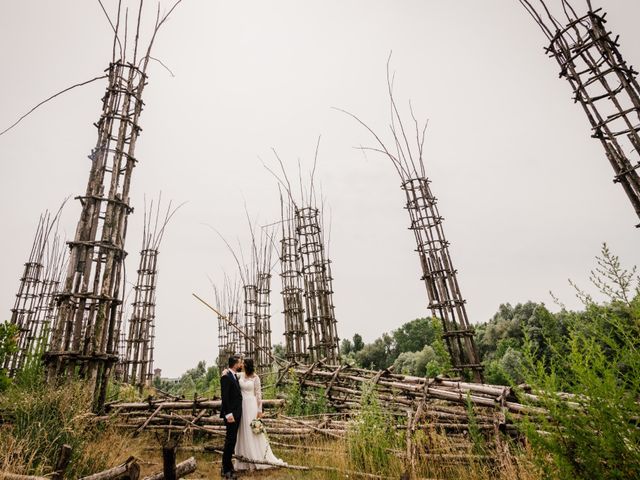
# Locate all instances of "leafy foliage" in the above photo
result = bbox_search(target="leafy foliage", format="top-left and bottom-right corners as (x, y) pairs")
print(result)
(0, 321), (18, 391)
(347, 381), (403, 475)
(153, 360), (221, 397)
(351, 318), (451, 376)
(521, 244), (640, 479)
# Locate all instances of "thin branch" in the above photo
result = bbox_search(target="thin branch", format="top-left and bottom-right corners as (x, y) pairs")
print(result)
(0, 75), (108, 137)
(97, 0), (123, 60)
(148, 56), (176, 77)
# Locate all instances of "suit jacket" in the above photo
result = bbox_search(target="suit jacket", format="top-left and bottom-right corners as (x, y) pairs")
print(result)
(220, 370), (243, 422)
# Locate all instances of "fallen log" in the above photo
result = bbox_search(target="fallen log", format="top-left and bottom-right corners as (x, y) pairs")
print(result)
(108, 399), (283, 412)
(79, 457), (140, 480)
(142, 457), (197, 480)
(0, 473), (49, 480)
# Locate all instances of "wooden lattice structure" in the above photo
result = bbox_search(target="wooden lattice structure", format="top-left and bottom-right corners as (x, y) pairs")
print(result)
(5, 212), (64, 376)
(242, 284), (258, 360)
(22, 232), (68, 368)
(279, 196), (308, 362)
(266, 152), (340, 364)
(214, 278), (242, 371)
(44, 4), (181, 411)
(342, 74), (483, 381)
(216, 218), (275, 374)
(295, 206), (339, 364)
(402, 177), (482, 381)
(122, 198), (178, 389)
(244, 227), (274, 374)
(256, 270), (273, 374)
(521, 0), (640, 226)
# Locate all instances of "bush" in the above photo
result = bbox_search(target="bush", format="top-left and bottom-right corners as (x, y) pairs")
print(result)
(522, 245), (640, 479)
(0, 321), (18, 391)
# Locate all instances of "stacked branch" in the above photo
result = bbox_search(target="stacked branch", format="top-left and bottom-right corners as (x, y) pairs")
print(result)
(521, 0), (640, 226)
(44, 2), (182, 412)
(341, 66), (482, 381)
(281, 362), (547, 421)
(122, 197), (179, 389)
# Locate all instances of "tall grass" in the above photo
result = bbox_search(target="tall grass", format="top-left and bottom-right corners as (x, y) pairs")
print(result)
(0, 373), (144, 477)
(283, 371), (331, 416)
(347, 381), (404, 475)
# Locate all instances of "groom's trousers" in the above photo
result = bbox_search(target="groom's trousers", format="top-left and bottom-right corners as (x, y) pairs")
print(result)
(222, 418), (240, 473)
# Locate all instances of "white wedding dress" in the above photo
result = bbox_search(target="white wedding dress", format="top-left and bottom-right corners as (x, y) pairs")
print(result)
(234, 373), (286, 470)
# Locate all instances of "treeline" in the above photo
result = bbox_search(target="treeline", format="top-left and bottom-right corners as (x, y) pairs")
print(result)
(343, 244), (639, 388)
(340, 300), (563, 385)
(153, 360), (220, 397)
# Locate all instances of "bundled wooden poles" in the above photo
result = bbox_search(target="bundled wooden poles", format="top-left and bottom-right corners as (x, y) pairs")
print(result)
(341, 79), (482, 381)
(122, 198), (178, 389)
(214, 279), (242, 370)
(402, 178), (482, 381)
(5, 210), (66, 377)
(255, 271), (273, 373)
(521, 1), (640, 226)
(280, 199), (308, 363)
(44, 60), (148, 410)
(42, 1), (182, 410)
(295, 206), (339, 364)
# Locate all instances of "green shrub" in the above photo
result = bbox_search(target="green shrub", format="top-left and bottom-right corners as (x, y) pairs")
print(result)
(522, 245), (640, 479)
(0, 321), (18, 391)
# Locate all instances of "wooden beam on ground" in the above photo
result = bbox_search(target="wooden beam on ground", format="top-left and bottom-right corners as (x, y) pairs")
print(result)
(142, 457), (197, 480)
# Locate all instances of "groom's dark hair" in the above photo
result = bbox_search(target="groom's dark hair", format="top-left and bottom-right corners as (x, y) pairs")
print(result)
(228, 355), (241, 368)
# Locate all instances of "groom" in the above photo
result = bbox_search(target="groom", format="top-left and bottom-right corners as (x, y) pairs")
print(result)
(220, 355), (243, 479)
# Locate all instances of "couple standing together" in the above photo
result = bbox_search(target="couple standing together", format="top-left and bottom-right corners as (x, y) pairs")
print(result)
(219, 355), (285, 478)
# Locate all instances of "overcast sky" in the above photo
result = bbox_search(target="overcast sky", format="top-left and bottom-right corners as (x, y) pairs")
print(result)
(1, 1), (639, 377)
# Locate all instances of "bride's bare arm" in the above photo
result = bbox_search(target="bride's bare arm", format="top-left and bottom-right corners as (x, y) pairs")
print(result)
(254, 375), (263, 417)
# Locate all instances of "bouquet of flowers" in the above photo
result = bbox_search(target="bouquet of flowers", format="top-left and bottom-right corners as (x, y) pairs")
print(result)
(250, 418), (266, 435)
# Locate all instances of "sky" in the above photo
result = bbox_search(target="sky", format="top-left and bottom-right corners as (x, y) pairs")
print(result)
(0, 1), (639, 378)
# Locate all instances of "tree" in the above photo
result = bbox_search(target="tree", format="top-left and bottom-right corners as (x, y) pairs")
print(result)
(392, 317), (436, 355)
(340, 338), (353, 355)
(393, 345), (438, 376)
(352, 333), (364, 353)
(272, 343), (285, 360)
(355, 333), (395, 370)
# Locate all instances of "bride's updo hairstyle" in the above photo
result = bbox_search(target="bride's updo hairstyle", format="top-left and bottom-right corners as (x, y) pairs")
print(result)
(243, 358), (255, 376)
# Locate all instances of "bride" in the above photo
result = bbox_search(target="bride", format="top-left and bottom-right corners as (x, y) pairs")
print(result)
(232, 358), (286, 471)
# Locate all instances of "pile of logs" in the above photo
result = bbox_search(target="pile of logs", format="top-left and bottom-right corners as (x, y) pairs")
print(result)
(101, 361), (562, 442)
(272, 361), (562, 440)
(103, 398), (290, 436)
(102, 397), (353, 440)
(282, 362), (548, 415)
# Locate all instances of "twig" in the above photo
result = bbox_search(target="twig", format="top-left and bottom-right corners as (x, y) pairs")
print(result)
(0, 75), (108, 137)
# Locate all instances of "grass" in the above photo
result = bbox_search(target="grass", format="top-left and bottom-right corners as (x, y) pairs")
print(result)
(0, 370), (543, 480)
(0, 374), (148, 478)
